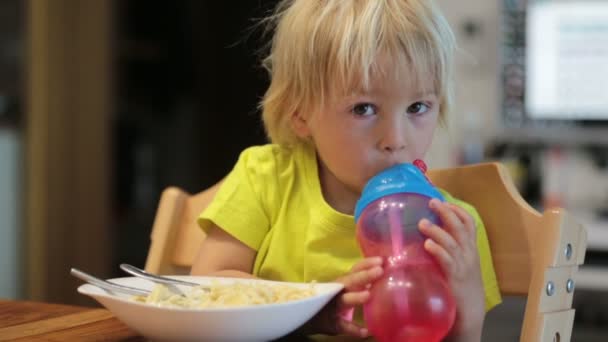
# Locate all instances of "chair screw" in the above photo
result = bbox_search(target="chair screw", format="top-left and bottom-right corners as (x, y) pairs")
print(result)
(546, 281), (555, 296)
(566, 279), (574, 293)
(565, 243), (573, 260)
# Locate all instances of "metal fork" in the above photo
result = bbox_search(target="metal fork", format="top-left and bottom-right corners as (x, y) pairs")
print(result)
(71, 268), (150, 297)
(119, 264), (203, 288)
(119, 264), (210, 296)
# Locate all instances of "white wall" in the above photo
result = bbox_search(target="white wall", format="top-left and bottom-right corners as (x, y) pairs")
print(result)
(427, 0), (501, 168)
(0, 128), (21, 299)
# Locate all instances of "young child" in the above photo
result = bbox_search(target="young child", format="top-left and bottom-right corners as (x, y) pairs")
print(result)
(192, 0), (501, 340)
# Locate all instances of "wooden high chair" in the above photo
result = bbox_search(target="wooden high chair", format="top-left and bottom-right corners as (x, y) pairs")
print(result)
(144, 162), (587, 342)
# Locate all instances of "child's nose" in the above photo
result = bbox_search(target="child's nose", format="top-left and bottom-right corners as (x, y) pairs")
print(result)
(379, 118), (407, 153)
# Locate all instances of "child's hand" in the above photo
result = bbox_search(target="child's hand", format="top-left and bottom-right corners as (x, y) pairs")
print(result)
(301, 257), (383, 337)
(419, 199), (485, 341)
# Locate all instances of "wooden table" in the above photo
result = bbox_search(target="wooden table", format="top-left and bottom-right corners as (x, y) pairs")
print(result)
(0, 299), (144, 341)
(0, 299), (341, 341)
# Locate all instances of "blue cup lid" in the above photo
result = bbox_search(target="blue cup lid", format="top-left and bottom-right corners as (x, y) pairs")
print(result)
(354, 163), (445, 222)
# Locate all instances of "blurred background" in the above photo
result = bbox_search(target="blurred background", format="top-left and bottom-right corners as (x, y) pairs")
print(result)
(1, 0), (608, 340)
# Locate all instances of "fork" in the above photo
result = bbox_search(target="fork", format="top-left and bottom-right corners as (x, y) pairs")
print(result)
(119, 264), (208, 296)
(71, 268), (150, 297)
(119, 264), (203, 288)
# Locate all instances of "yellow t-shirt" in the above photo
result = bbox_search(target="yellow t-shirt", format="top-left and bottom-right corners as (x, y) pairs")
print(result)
(198, 143), (502, 312)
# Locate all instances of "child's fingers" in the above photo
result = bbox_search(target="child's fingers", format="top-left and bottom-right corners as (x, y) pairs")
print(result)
(423, 238), (455, 275)
(447, 203), (477, 238)
(336, 290), (370, 308)
(336, 319), (369, 338)
(429, 199), (468, 246)
(419, 218), (460, 258)
(339, 266), (383, 291)
(350, 256), (383, 272)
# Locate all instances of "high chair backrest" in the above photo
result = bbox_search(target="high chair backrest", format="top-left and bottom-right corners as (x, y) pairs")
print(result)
(144, 162), (587, 342)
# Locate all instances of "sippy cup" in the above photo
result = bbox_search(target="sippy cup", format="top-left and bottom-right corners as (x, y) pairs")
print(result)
(354, 162), (456, 342)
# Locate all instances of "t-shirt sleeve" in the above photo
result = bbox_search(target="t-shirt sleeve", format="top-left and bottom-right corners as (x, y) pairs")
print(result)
(442, 191), (503, 312)
(197, 147), (272, 251)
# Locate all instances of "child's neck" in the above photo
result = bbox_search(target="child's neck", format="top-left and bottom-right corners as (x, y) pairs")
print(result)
(316, 159), (359, 216)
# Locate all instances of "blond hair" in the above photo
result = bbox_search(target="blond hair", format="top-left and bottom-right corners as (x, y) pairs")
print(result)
(261, 0), (456, 146)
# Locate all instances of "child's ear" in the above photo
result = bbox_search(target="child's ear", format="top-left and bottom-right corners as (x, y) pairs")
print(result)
(291, 111), (311, 138)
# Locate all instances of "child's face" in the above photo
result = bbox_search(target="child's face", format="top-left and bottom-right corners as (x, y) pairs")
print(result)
(296, 68), (440, 198)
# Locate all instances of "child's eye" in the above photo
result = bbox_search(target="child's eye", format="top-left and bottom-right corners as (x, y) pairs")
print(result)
(407, 102), (430, 115)
(352, 103), (377, 116)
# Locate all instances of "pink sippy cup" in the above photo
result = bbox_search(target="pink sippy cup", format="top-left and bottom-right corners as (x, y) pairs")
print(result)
(354, 163), (456, 342)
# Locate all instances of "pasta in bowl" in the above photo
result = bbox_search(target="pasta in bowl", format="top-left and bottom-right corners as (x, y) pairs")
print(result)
(77, 275), (343, 342)
(133, 281), (317, 309)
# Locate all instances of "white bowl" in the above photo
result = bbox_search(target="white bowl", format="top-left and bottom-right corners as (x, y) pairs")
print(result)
(77, 276), (343, 342)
